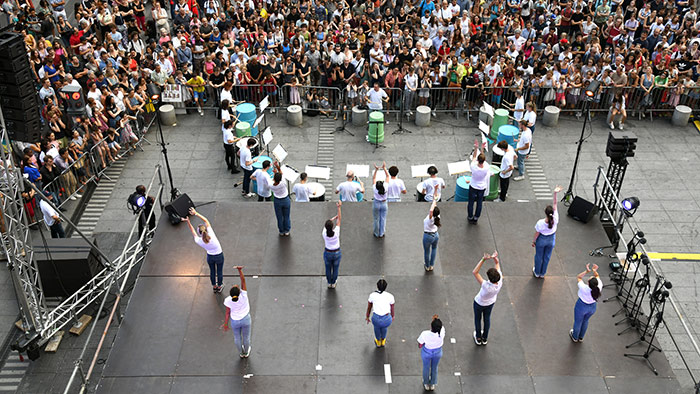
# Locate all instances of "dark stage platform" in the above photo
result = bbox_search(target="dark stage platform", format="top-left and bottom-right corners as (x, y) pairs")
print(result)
(97, 201), (682, 394)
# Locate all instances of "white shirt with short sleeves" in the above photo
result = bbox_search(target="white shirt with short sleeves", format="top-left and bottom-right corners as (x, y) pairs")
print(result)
(387, 178), (406, 201)
(578, 278), (602, 304)
(424, 215), (438, 233)
(366, 89), (388, 110)
(423, 177), (445, 202)
(336, 181), (362, 202)
(323, 225), (340, 249)
(470, 162), (489, 190)
(224, 291), (250, 320)
(222, 126), (235, 144)
(194, 226), (223, 255)
(514, 96), (525, 121)
(292, 183), (311, 202)
(524, 110), (537, 127)
(535, 209), (559, 235)
(252, 169), (272, 197)
(270, 181), (289, 199)
(500, 149), (516, 178)
(517, 127), (532, 152)
(368, 291), (395, 316)
(417, 326), (446, 350)
(40, 199), (58, 226)
(240, 147), (253, 170)
(474, 269), (503, 306)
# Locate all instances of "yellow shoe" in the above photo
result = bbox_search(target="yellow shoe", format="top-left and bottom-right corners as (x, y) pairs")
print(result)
(374, 339), (381, 347)
(381, 339), (386, 347)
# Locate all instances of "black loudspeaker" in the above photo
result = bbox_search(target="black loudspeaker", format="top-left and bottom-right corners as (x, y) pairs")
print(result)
(163, 193), (195, 224)
(33, 238), (105, 297)
(61, 85), (87, 115)
(568, 196), (597, 223)
(0, 32), (43, 143)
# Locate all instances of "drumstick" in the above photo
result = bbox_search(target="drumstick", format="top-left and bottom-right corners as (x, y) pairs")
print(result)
(233, 181), (243, 188)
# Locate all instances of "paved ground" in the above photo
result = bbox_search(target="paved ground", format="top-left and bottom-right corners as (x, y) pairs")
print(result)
(4, 107), (700, 392)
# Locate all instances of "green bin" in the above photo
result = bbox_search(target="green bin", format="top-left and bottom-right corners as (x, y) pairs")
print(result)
(368, 111), (384, 143)
(490, 108), (509, 140)
(485, 165), (501, 201)
(236, 121), (251, 137)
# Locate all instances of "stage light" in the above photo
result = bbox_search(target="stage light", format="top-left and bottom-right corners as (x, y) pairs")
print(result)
(127, 191), (147, 213)
(622, 197), (640, 212)
(147, 83), (161, 102)
(585, 80), (600, 98)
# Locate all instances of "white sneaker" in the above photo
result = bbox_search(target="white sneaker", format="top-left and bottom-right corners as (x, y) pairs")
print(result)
(430, 384), (436, 390)
(618, 123), (624, 130)
(424, 384), (431, 391)
(513, 175), (524, 181)
(431, 110), (436, 117)
(609, 122), (614, 129)
(69, 196), (77, 201)
(494, 198), (503, 202)
(271, 108), (276, 114)
(246, 193), (256, 197)
(75, 193), (82, 198)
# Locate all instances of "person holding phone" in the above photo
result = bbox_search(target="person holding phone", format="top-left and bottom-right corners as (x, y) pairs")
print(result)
(221, 266), (252, 358)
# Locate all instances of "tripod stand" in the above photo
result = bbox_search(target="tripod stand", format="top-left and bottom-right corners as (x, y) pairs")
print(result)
(616, 264), (650, 334)
(334, 104), (355, 136)
(368, 119), (386, 153)
(393, 95), (412, 135)
(624, 284), (670, 375)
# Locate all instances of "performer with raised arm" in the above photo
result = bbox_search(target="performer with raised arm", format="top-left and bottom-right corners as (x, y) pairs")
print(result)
(570, 264), (601, 343)
(183, 208), (224, 293)
(467, 138), (489, 225)
(323, 202), (343, 289)
(472, 251), (503, 346)
(221, 266), (252, 358)
(372, 162), (389, 238)
(422, 189), (441, 271)
(532, 186), (562, 278)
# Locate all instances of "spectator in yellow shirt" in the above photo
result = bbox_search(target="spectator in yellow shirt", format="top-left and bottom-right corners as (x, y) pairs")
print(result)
(187, 72), (206, 116)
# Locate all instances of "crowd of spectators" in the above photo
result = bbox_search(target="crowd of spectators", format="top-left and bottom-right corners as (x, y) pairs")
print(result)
(2, 0), (700, 218)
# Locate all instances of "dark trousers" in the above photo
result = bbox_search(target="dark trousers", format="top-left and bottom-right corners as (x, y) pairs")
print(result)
(473, 300), (495, 340)
(257, 195), (272, 201)
(224, 143), (235, 170)
(206, 252), (224, 286)
(467, 187), (485, 221)
(499, 176), (510, 201)
(242, 168), (254, 193)
(50, 222), (65, 238)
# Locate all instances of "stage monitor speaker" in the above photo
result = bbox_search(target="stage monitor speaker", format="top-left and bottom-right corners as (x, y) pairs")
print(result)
(568, 196), (597, 223)
(33, 238), (105, 298)
(163, 193), (195, 222)
(61, 85), (87, 115)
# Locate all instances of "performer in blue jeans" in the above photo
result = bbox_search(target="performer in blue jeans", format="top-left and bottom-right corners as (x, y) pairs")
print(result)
(222, 267), (253, 358)
(270, 162), (291, 235)
(472, 251), (503, 345)
(417, 315), (445, 391)
(323, 202), (342, 289)
(366, 279), (395, 348)
(183, 208), (225, 293)
(531, 186), (562, 278)
(570, 263), (601, 342)
(422, 189), (441, 271)
(372, 163), (389, 237)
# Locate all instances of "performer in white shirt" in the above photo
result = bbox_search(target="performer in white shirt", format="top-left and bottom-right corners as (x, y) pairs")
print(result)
(251, 159), (272, 201)
(183, 208), (225, 293)
(467, 139), (489, 224)
(422, 166), (445, 202)
(386, 166), (407, 202)
(472, 251), (503, 346)
(292, 172), (311, 202)
(496, 140), (516, 202)
(417, 314), (446, 391)
(335, 171), (364, 202)
(513, 120), (532, 181)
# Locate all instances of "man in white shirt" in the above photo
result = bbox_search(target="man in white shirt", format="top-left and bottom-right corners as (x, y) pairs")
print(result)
(335, 171), (364, 202)
(366, 83), (389, 110)
(422, 166), (445, 202)
(292, 173), (311, 202)
(468, 141), (489, 224)
(222, 120), (240, 174)
(239, 138), (258, 197)
(386, 166), (407, 202)
(472, 251), (502, 345)
(484, 56), (501, 85)
(251, 159), (272, 201)
(418, 31), (433, 50)
(513, 120), (532, 181)
(368, 42), (383, 66)
(512, 90), (525, 123)
(496, 140), (516, 202)
(40, 191), (65, 238)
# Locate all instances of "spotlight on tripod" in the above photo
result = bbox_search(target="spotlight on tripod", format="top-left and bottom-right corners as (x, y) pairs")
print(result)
(622, 196), (640, 217)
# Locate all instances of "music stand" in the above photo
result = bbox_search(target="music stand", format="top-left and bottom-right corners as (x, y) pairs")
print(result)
(368, 118), (387, 153)
(393, 95), (412, 135)
(334, 103), (355, 136)
(446, 160), (471, 201)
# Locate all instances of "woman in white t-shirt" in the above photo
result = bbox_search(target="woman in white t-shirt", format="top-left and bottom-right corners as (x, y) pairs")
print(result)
(417, 315), (445, 391)
(570, 263), (601, 342)
(365, 279), (395, 347)
(532, 186), (562, 278)
(221, 266), (252, 358)
(372, 163), (389, 238)
(323, 202), (342, 289)
(183, 208), (225, 293)
(472, 252), (502, 346)
(468, 139), (489, 225)
(422, 190), (441, 271)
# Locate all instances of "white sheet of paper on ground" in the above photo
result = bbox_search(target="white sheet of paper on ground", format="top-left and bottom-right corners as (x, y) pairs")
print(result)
(259, 96), (269, 112)
(262, 127), (273, 146)
(411, 164), (435, 178)
(305, 165), (331, 179)
(448, 160), (470, 175)
(253, 114), (264, 129)
(281, 165), (299, 183)
(272, 144), (287, 162)
(450, 338), (456, 343)
(315, 364), (323, 371)
(479, 120), (490, 136)
(346, 164), (370, 178)
(482, 101), (494, 116)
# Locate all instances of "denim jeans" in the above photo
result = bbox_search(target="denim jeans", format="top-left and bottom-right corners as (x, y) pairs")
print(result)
(373, 200), (388, 237)
(421, 346), (443, 385)
(516, 151), (526, 176)
(50, 222), (66, 238)
(534, 233), (556, 277)
(473, 300), (495, 340)
(371, 313), (392, 340)
(242, 168), (254, 193)
(323, 249), (341, 284)
(206, 252), (224, 286)
(467, 186), (485, 221)
(230, 313), (252, 353)
(422, 232), (439, 268)
(572, 298), (597, 340)
(273, 196), (291, 233)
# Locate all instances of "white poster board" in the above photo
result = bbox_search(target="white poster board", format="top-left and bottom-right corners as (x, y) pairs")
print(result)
(346, 164), (370, 178)
(411, 164), (435, 178)
(448, 160), (471, 175)
(281, 165), (299, 183)
(260, 96), (270, 112)
(305, 165), (331, 180)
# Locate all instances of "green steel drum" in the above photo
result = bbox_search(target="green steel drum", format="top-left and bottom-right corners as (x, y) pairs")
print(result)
(485, 165), (501, 201)
(236, 121), (251, 137)
(490, 108), (509, 140)
(368, 111), (384, 143)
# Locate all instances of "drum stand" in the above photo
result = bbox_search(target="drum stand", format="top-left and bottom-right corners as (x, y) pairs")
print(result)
(393, 98), (412, 135)
(334, 104), (355, 136)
